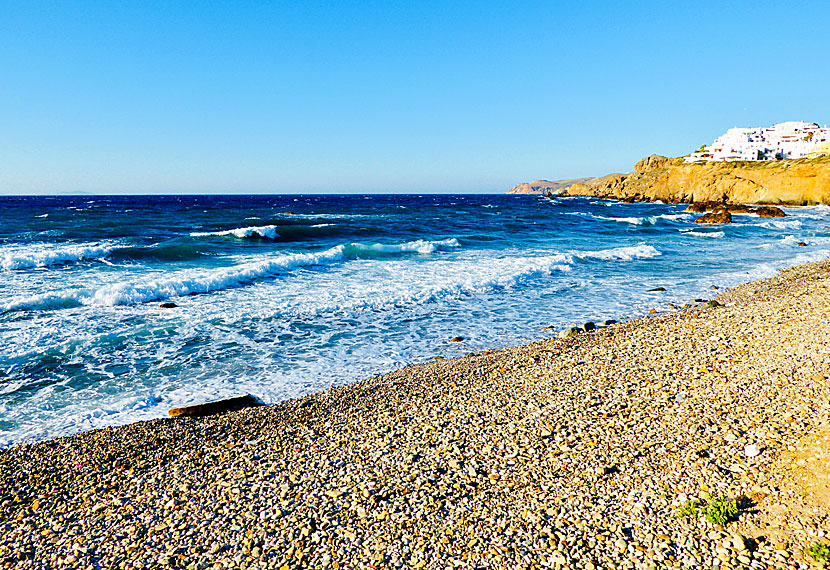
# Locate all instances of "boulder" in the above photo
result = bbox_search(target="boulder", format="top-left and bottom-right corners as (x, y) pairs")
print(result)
(754, 206), (787, 218)
(581, 322), (596, 332)
(159, 302), (178, 308)
(168, 395), (264, 418)
(449, 336), (464, 342)
(694, 210), (732, 224)
(558, 327), (580, 339)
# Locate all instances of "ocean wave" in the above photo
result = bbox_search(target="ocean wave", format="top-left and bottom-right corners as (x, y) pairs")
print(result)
(574, 244), (661, 261)
(190, 225), (280, 239)
(1, 242), (117, 270)
(1, 239), (461, 312)
(682, 230), (725, 238)
(594, 214), (657, 225)
(759, 219), (803, 230)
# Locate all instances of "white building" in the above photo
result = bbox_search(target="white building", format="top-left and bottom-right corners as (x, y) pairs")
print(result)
(685, 121), (830, 163)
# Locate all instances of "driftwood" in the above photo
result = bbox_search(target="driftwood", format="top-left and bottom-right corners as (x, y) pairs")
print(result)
(168, 394), (263, 418)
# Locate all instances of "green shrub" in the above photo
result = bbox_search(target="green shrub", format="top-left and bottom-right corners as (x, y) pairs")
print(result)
(702, 494), (738, 526)
(806, 542), (830, 562)
(676, 499), (700, 519)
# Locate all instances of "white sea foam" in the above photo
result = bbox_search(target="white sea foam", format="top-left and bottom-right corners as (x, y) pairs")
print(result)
(575, 244), (661, 261)
(759, 219), (803, 230)
(682, 230), (725, 238)
(1, 242), (116, 270)
(190, 225), (281, 239)
(1, 239), (462, 312)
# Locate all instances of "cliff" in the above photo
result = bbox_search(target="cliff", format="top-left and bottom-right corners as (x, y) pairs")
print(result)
(507, 177), (593, 195)
(565, 155), (830, 205)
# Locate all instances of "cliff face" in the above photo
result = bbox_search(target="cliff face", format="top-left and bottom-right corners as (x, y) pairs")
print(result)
(565, 155), (830, 205)
(507, 178), (593, 195)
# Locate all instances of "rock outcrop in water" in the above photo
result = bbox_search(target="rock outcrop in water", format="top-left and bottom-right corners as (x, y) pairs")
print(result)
(694, 210), (732, 224)
(559, 155), (830, 205)
(507, 178), (593, 195)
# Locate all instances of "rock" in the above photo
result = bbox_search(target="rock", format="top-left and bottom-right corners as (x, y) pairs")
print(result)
(694, 210), (732, 224)
(558, 327), (580, 339)
(754, 206), (787, 218)
(707, 300), (721, 307)
(598, 319), (618, 327)
(797, 241), (808, 247)
(581, 322), (596, 332)
(168, 395), (264, 418)
(449, 336), (464, 343)
(159, 302), (178, 308)
(634, 154), (670, 173)
(506, 178), (593, 195)
(648, 287), (666, 292)
(649, 309), (657, 314)
(744, 444), (760, 458)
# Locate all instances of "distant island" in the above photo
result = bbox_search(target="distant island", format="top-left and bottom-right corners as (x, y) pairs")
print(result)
(510, 121), (830, 205)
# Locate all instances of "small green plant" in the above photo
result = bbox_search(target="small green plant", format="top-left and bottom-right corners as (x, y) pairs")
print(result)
(675, 499), (700, 519)
(806, 542), (830, 562)
(702, 494), (738, 526)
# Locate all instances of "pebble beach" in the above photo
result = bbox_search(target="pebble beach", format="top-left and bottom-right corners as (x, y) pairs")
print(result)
(4, 259), (830, 570)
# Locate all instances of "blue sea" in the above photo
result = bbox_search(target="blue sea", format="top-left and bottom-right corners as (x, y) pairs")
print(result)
(2, 194), (829, 447)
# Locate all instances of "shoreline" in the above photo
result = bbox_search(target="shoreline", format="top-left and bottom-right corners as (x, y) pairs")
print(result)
(4, 259), (830, 568)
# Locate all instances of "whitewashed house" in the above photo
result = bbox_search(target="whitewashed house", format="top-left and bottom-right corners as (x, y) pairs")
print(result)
(685, 122), (830, 163)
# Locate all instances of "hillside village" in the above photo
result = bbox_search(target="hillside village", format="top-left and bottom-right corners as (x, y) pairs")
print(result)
(685, 121), (830, 163)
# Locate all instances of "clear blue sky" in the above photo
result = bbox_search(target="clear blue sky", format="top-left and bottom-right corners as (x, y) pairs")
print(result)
(1, 1), (828, 194)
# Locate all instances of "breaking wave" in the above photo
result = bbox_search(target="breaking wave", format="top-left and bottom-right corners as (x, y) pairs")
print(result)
(1, 242), (117, 270)
(1, 239), (461, 312)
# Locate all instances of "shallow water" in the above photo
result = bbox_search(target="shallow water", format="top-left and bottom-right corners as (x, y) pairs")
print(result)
(2, 194), (828, 447)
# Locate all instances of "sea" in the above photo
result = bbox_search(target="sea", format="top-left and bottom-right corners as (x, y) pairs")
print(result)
(2, 194), (829, 448)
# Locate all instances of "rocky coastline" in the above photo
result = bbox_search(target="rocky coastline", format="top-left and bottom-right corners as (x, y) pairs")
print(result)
(510, 155), (830, 206)
(4, 261), (830, 568)
(565, 155), (830, 205)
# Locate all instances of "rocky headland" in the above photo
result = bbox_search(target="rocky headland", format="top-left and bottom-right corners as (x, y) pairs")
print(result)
(506, 178), (594, 195)
(562, 155), (830, 205)
(4, 261), (830, 568)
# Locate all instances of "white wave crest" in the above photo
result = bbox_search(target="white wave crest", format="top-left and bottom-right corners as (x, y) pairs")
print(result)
(682, 230), (725, 238)
(575, 244), (661, 261)
(1, 242), (116, 270)
(190, 225), (281, 239)
(2, 239), (461, 312)
(759, 219), (803, 230)
(357, 238), (459, 254)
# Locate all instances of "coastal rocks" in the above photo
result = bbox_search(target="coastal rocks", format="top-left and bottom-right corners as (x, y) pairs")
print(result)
(648, 287), (666, 292)
(506, 178), (593, 195)
(634, 154), (670, 172)
(558, 327), (580, 338)
(561, 154), (830, 205)
(694, 210), (732, 224)
(159, 302), (178, 308)
(168, 394), (263, 417)
(755, 206), (787, 218)
(449, 336), (465, 342)
(581, 322), (596, 332)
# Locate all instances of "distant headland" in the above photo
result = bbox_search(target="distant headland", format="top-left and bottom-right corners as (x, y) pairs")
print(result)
(509, 121), (830, 205)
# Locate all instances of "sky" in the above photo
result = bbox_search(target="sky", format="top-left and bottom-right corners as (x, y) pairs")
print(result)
(1, 1), (829, 195)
